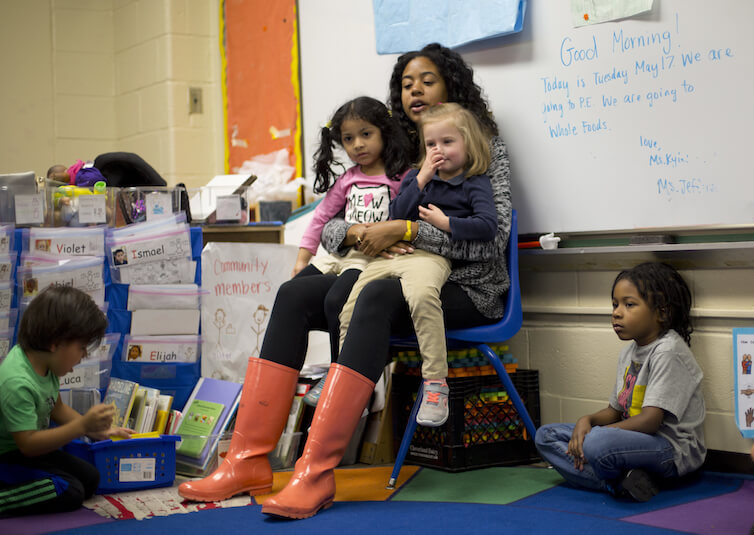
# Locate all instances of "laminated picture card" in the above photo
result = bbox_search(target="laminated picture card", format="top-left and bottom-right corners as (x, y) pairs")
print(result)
(28, 226), (106, 258)
(123, 335), (201, 363)
(107, 226), (192, 268)
(17, 257), (106, 307)
(115, 258), (196, 285)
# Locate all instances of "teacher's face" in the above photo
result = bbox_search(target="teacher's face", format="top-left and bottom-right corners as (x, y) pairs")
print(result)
(401, 56), (448, 125)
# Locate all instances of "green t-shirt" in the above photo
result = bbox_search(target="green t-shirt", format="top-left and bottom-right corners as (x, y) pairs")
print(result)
(0, 345), (59, 455)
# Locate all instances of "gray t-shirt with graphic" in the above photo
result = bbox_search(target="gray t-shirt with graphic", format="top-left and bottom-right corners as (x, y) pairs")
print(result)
(608, 329), (706, 475)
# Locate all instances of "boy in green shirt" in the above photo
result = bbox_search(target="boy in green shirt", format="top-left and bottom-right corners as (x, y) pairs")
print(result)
(0, 287), (131, 517)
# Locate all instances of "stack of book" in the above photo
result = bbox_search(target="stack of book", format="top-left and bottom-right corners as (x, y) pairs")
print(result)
(102, 377), (178, 435)
(173, 377), (242, 477)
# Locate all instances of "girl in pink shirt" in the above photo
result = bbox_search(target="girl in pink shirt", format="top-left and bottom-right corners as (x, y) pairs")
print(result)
(294, 96), (411, 406)
(294, 96), (411, 276)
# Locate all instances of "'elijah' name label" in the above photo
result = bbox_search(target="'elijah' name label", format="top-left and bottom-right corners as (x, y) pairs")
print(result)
(124, 340), (199, 363)
(150, 351), (177, 362)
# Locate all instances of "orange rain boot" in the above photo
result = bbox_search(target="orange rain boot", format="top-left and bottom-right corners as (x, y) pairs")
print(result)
(178, 358), (299, 502)
(261, 363), (374, 519)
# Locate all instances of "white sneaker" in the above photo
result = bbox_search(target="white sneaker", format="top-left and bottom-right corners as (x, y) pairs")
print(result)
(416, 379), (449, 427)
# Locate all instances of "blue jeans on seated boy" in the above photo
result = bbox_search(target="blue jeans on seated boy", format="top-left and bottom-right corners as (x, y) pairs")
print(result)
(535, 423), (677, 494)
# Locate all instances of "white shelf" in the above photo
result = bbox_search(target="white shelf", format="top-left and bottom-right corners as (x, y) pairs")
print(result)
(520, 241), (754, 271)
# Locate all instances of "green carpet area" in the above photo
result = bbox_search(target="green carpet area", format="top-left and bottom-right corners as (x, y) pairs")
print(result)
(393, 465), (565, 504)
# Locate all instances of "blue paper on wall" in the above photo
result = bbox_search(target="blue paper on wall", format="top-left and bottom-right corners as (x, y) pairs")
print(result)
(373, 0), (526, 54)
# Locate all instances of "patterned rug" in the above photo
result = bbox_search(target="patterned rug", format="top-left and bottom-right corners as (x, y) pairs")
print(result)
(2, 466), (752, 534)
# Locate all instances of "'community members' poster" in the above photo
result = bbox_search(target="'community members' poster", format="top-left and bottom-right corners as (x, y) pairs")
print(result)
(201, 242), (298, 383)
(733, 328), (754, 438)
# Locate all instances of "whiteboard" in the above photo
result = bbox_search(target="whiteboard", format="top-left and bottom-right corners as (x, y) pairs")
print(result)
(298, 0), (754, 235)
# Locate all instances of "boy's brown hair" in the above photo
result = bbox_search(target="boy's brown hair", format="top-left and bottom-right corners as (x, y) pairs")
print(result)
(17, 286), (107, 353)
(417, 102), (491, 177)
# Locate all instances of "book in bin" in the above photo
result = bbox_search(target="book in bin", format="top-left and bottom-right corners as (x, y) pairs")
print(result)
(176, 399), (225, 458)
(102, 378), (139, 428)
(152, 394), (174, 434)
(174, 377), (242, 475)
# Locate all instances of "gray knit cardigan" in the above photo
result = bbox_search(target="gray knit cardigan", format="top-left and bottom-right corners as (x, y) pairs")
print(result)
(321, 136), (512, 319)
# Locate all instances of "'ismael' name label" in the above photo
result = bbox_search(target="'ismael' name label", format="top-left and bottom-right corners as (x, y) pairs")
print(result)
(112, 228), (192, 266)
(133, 245), (165, 260)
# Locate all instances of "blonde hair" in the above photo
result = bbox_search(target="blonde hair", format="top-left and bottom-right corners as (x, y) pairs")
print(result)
(417, 103), (491, 177)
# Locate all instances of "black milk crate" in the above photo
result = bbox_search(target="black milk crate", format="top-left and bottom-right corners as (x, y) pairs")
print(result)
(391, 370), (540, 472)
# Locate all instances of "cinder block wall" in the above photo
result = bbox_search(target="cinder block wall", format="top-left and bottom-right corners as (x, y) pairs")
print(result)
(113, 0), (222, 188)
(0, 0), (222, 187)
(507, 261), (754, 455)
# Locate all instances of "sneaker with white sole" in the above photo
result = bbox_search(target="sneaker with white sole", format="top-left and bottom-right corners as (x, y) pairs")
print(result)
(416, 379), (449, 427)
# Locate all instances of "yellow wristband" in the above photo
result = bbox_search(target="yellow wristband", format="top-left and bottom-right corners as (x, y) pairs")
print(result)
(402, 220), (413, 242)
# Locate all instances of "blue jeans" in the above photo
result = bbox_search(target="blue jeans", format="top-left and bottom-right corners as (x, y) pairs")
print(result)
(535, 423), (678, 492)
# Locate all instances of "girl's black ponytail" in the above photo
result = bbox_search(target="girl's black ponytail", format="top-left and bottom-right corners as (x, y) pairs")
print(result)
(312, 125), (343, 194)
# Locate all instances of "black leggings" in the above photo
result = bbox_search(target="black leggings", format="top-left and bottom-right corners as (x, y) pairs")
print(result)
(260, 264), (360, 366)
(260, 267), (496, 384)
(0, 449), (99, 517)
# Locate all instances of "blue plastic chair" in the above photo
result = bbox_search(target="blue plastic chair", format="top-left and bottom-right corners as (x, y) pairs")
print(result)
(387, 209), (535, 488)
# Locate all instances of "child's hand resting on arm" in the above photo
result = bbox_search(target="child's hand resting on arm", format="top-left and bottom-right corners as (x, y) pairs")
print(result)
(419, 204), (450, 232)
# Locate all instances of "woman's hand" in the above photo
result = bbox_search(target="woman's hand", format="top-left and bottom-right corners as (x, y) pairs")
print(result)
(358, 220), (409, 257)
(382, 241), (415, 258)
(344, 223), (369, 247)
(568, 416), (592, 470)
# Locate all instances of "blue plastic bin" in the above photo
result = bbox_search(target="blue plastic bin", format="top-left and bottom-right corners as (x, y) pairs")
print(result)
(65, 435), (180, 493)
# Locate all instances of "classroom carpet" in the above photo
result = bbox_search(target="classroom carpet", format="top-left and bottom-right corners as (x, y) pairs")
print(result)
(2, 465), (752, 534)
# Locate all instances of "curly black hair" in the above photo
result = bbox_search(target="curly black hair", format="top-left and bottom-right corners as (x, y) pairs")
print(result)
(388, 43), (498, 162)
(612, 262), (693, 346)
(312, 96), (411, 194)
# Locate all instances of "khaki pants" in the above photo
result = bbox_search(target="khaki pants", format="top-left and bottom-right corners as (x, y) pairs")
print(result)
(311, 248), (372, 275)
(339, 249), (451, 379)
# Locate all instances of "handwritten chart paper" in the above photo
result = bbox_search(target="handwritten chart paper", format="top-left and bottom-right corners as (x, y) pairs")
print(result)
(201, 242), (298, 383)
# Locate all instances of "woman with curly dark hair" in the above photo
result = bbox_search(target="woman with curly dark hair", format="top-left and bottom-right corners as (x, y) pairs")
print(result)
(388, 43), (499, 163)
(179, 43), (513, 520)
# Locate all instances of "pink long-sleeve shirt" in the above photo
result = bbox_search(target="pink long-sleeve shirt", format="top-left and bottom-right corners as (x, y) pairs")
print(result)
(299, 165), (404, 255)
